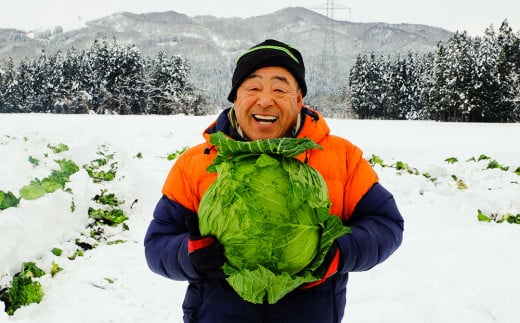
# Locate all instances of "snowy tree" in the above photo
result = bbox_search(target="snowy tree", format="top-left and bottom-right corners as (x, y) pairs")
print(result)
(98, 44), (146, 115)
(54, 48), (90, 113)
(0, 59), (21, 112)
(349, 54), (369, 118)
(445, 31), (478, 121)
(386, 54), (415, 120)
(392, 52), (428, 120)
(496, 20), (520, 121)
(471, 27), (502, 121)
(347, 19), (519, 122)
(349, 53), (388, 119)
(145, 51), (208, 115)
(0, 39), (210, 115)
(14, 60), (35, 113)
(409, 52), (433, 120)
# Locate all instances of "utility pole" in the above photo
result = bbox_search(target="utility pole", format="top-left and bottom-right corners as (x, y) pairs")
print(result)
(311, 1), (352, 116)
(312, 1), (351, 75)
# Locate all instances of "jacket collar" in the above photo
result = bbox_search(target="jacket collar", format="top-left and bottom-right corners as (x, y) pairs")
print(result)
(203, 106), (330, 144)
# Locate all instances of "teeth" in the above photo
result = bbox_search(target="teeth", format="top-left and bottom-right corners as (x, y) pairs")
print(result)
(253, 115), (277, 122)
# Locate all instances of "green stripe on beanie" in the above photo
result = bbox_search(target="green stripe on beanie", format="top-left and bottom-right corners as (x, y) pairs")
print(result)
(237, 45), (302, 65)
(228, 39), (307, 102)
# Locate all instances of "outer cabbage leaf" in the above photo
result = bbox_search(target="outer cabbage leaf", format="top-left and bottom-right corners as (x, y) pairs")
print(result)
(198, 132), (351, 304)
(19, 182), (46, 200)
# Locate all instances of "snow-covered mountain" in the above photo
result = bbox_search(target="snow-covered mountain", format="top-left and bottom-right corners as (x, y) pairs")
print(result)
(0, 7), (453, 104)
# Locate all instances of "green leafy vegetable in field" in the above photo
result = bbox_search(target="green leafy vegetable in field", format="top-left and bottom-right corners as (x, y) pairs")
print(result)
(82, 145), (118, 182)
(107, 239), (126, 245)
(28, 156), (40, 167)
(368, 154), (385, 167)
(478, 209), (520, 224)
(198, 132), (350, 304)
(83, 159), (118, 182)
(55, 159), (80, 175)
(487, 159), (509, 171)
(92, 189), (124, 206)
(50, 261), (63, 277)
(68, 249), (84, 260)
(451, 175), (468, 190)
(167, 147), (188, 160)
(393, 161), (419, 175)
(18, 179), (47, 200)
(445, 157), (458, 164)
(47, 143), (69, 154)
(18, 159), (79, 200)
(0, 190), (20, 210)
(88, 207), (128, 226)
(0, 262), (45, 315)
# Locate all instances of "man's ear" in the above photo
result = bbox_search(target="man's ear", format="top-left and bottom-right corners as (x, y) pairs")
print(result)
(296, 91), (304, 110)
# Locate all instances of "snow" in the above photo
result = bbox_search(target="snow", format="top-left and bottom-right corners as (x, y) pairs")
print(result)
(1, 113), (519, 323)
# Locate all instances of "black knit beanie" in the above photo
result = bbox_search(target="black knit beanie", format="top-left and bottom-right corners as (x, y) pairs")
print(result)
(227, 39), (307, 102)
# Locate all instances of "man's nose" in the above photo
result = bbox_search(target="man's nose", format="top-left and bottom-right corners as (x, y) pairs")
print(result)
(256, 90), (274, 107)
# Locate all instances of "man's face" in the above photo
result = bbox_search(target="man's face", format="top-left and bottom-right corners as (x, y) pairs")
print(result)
(233, 66), (303, 140)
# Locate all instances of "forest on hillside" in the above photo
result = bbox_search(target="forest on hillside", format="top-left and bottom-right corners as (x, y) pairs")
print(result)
(0, 20), (518, 122)
(349, 20), (520, 122)
(0, 39), (210, 115)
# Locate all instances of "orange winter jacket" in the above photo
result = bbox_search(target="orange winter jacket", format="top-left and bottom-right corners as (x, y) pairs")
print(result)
(145, 107), (403, 322)
(162, 108), (378, 220)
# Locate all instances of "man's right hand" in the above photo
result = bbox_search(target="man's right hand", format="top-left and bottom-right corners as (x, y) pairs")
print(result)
(185, 213), (226, 279)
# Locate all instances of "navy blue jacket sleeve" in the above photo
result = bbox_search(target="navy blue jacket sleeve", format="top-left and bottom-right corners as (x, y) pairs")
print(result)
(144, 195), (198, 281)
(338, 183), (404, 272)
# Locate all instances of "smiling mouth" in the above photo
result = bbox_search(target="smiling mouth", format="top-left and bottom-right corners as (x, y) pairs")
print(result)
(253, 114), (278, 124)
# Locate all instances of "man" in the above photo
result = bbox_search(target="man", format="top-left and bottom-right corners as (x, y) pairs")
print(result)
(144, 39), (404, 323)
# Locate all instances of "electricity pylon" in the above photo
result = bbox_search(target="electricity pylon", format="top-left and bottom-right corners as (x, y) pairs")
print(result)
(311, 1), (351, 87)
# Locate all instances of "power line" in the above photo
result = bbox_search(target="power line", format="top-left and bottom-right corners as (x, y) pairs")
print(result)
(310, 1), (351, 83)
(310, 1), (353, 117)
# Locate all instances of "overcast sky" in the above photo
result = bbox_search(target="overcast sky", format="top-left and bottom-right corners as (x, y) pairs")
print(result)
(1, 0), (519, 36)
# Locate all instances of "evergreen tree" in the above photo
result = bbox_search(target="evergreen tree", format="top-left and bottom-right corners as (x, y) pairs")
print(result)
(349, 54), (369, 118)
(447, 31), (477, 121)
(147, 51), (195, 114)
(429, 43), (448, 121)
(386, 54), (415, 120)
(25, 52), (49, 112)
(408, 52), (432, 120)
(379, 55), (394, 119)
(347, 19), (519, 122)
(496, 20), (520, 121)
(414, 52), (433, 120)
(14, 60), (34, 113)
(349, 53), (387, 119)
(473, 27), (501, 121)
(59, 48), (90, 113)
(0, 59), (20, 112)
(100, 44), (146, 114)
(82, 39), (112, 112)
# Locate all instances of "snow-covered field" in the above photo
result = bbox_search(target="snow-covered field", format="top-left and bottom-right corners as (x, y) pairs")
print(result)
(1, 113), (519, 323)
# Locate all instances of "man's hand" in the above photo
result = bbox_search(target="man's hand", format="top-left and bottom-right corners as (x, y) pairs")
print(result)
(185, 213), (226, 279)
(301, 243), (340, 289)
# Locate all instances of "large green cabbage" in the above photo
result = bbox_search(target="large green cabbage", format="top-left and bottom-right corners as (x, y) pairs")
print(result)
(198, 132), (351, 304)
